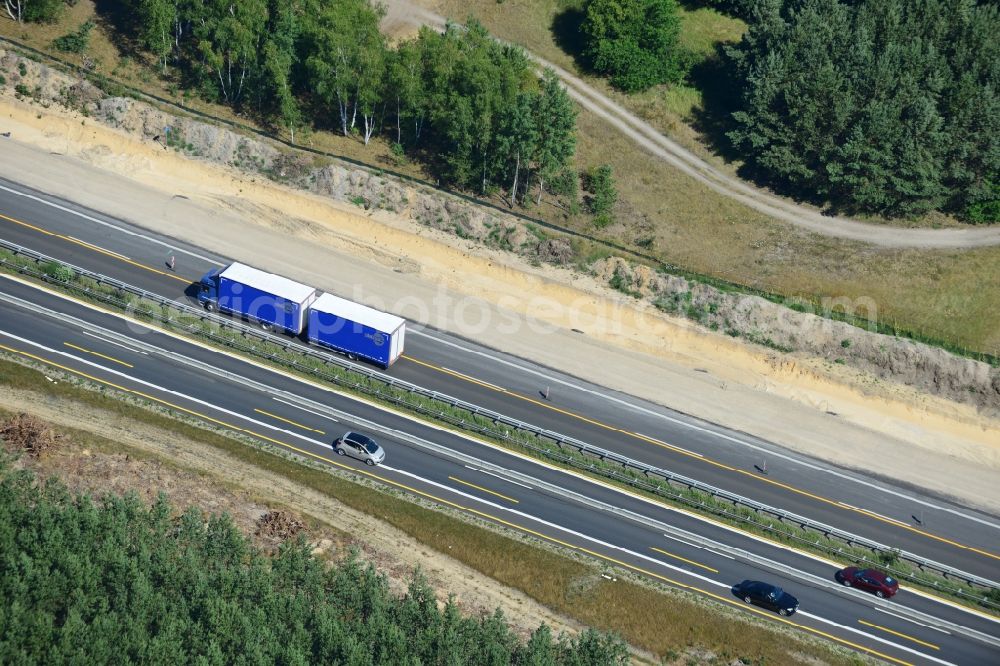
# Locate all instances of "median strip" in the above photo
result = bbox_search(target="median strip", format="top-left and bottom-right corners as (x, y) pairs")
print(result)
(1, 242), (998, 616)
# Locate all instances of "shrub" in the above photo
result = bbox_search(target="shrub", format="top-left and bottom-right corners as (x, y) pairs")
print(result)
(593, 213), (613, 229)
(586, 164), (617, 218)
(42, 261), (75, 283)
(581, 0), (686, 92)
(23, 0), (64, 23)
(52, 21), (95, 54)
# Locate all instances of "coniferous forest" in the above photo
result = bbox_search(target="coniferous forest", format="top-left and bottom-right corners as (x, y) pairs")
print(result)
(8, 0), (998, 221)
(0, 457), (628, 664)
(725, 0), (999, 220)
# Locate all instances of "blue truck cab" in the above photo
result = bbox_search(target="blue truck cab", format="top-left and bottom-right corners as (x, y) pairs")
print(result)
(197, 266), (223, 308)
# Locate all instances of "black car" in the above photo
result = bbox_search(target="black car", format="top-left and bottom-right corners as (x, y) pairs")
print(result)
(732, 580), (799, 616)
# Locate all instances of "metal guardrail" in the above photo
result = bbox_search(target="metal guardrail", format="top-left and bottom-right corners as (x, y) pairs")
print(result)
(1, 239), (998, 606)
(3, 33), (996, 367)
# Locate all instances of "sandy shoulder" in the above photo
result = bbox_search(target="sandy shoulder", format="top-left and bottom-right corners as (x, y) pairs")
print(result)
(1, 92), (998, 514)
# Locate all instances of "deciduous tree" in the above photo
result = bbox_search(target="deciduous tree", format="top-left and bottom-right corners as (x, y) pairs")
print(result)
(581, 0), (684, 92)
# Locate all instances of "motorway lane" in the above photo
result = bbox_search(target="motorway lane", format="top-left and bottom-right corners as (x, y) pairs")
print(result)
(1, 177), (999, 582)
(0, 280), (997, 665)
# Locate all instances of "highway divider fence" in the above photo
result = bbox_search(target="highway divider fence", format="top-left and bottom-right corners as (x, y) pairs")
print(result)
(2, 34), (997, 367)
(1, 238), (997, 613)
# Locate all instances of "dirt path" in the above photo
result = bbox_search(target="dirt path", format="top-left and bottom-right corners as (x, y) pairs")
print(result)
(381, 0), (1000, 250)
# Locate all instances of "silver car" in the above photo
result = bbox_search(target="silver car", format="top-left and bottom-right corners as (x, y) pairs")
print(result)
(334, 431), (385, 466)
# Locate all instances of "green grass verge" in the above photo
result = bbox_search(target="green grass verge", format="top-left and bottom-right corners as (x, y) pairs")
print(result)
(0, 355), (876, 665)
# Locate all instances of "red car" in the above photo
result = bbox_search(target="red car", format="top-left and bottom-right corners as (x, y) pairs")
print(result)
(836, 567), (899, 598)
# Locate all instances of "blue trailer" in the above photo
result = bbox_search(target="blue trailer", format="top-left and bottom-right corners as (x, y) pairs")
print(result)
(307, 292), (406, 367)
(197, 262), (317, 334)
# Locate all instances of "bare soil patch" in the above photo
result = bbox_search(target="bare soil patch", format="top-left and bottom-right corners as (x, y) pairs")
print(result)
(0, 411), (63, 457)
(0, 379), (872, 664)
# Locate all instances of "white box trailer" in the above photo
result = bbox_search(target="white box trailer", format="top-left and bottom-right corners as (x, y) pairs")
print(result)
(306, 292), (405, 367)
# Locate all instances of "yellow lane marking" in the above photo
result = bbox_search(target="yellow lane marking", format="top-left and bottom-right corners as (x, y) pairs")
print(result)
(650, 546), (718, 573)
(858, 620), (940, 650)
(1, 213), (57, 236)
(403, 354), (615, 430)
(440, 366), (505, 391)
(407, 349), (1000, 563)
(254, 408), (324, 434)
(448, 475), (519, 503)
(736, 468), (1000, 560)
(66, 236), (130, 261)
(0, 341), (917, 666)
(63, 341), (134, 368)
(840, 502), (909, 528)
(628, 430), (736, 471)
(1, 210), (190, 284)
(6, 207), (997, 565)
(10, 276), (997, 623)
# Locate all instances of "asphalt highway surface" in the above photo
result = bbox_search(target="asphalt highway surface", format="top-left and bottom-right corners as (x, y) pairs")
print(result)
(0, 275), (998, 665)
(1, 177), (998, 582)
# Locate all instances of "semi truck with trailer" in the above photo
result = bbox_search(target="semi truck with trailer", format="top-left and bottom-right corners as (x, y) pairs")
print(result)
(196, 261), (406, 367)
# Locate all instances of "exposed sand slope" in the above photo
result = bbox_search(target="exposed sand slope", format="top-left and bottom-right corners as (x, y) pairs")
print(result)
(1, 92), (998, 514)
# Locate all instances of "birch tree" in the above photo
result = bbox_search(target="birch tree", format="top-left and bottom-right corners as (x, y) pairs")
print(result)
(4, 0), (22, 23)
(305, 2), (360, 136)
(353, 2), (387, 145)
(497, 92), (537, 207)
(530, 69), (577, 204)
(194, 0), (267, 105)
(138, 0), (175, 72)
(261, 2), (301, 141)
(387, 39), (426, 146)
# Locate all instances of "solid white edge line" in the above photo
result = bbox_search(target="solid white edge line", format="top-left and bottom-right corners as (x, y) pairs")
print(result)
(382, 466), (728, 588)
(0, 328), (330, 454)
(475, 467), (533, 490)
(0, 301), (986, 660)
(410, 329), (1000, 532)
(4, 175), (994, 532)
(797, 611), (955, 666)
(81, 330), (148, 355)
(5, 273), (998, 628)
(875, 607), (952, 635)
(4, 181), (996, 535)
(0, 182), (217, 262)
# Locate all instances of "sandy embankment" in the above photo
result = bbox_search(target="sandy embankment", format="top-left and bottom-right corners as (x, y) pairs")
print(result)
(1, 91), (998, 513)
